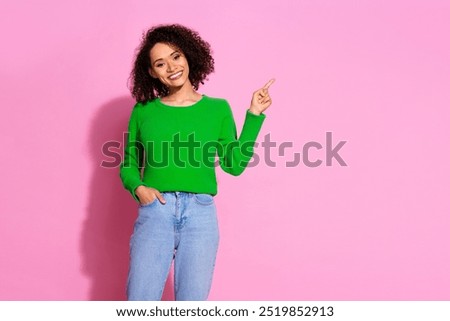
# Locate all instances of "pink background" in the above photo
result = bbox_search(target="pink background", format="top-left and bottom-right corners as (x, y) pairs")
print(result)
(1, 0), (449, 300)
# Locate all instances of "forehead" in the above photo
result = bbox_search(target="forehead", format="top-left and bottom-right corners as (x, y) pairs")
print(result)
(149, 42), (181, 61)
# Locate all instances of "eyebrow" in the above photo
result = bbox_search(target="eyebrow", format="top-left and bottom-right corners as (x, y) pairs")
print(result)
(153, 51), (180, 65)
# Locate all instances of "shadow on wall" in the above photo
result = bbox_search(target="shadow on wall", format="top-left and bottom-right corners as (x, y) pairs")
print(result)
(81, 96), (174, 300)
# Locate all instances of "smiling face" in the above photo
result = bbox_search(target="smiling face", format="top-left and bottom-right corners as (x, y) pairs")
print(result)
(148, 42), (191, 91)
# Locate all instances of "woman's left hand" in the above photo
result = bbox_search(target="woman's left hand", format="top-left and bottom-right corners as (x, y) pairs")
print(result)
(249, 78), (275, 115)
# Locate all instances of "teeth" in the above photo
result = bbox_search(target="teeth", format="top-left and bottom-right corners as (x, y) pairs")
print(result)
(169, 71), (182, 79)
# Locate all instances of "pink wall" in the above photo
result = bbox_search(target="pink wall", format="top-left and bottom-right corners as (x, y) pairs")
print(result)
(1, 0), (449, 300)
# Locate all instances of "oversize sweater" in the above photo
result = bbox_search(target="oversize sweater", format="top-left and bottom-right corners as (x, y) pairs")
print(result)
(119, 94), (266, 203)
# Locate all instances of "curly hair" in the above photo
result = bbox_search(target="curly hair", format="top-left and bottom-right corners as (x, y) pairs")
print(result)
(128, 24), (215, 103)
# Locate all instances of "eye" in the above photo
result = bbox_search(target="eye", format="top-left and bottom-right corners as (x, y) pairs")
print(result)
(156, 63), (164, 68)
(174, 54), (181, 60)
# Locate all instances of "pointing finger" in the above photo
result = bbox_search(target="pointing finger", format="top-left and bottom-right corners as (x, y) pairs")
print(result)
(263, 78), (276, 89)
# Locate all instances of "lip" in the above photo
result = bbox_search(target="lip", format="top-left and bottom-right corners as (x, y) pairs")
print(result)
(168, 71), (182, 80)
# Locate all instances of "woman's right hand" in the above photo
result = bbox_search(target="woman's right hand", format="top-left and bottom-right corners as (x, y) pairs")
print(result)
(135, 186), (166, 205)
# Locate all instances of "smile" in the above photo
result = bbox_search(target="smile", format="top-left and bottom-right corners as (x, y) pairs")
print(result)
(168, 71), (182, 80)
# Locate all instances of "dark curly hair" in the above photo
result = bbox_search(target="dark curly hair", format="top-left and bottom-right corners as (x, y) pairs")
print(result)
(128, 23), (215, 103)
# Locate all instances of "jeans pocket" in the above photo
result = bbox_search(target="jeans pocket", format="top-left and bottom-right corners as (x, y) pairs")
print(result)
(193, 193), (214, 206)
(139, 197), (159, 207)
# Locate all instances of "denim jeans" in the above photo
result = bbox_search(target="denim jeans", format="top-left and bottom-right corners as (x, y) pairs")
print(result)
(127, 191), (220, 301)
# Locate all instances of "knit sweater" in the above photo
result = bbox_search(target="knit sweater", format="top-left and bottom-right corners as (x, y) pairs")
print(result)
(119, 94), (266, 203)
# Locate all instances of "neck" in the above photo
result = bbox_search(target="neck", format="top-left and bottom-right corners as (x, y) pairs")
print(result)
(166, 80), (197, 101)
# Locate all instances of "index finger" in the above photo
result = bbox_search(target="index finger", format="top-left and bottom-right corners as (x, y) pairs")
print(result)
(263, 78), (276, 89)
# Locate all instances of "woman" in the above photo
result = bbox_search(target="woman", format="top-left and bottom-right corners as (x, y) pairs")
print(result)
(119, 23), (274, 301)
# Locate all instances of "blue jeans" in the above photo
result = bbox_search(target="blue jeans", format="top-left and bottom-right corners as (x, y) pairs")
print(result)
(127, 192), (220, 301)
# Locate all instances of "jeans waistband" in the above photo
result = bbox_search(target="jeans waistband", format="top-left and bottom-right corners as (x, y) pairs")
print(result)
(161, 191), (213, 198)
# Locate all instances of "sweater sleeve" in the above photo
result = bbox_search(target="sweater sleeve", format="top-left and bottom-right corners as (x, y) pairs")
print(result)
(217, 101), (266, 176)
(119, 104), (148, 203)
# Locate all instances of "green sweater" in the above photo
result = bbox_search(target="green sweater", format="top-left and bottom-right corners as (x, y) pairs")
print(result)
(119, 94), (266, 203)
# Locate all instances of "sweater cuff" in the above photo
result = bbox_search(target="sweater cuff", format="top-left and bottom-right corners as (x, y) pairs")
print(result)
(247, 109), (266, 119)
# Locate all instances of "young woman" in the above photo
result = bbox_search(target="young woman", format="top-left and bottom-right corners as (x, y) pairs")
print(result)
(119, 23), (274, 301)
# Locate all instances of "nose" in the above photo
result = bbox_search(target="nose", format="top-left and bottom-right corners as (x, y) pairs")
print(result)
(166, 61), (175, 72)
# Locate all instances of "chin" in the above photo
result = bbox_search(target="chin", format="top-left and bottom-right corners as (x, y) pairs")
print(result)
(175, 78), (190, 87)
